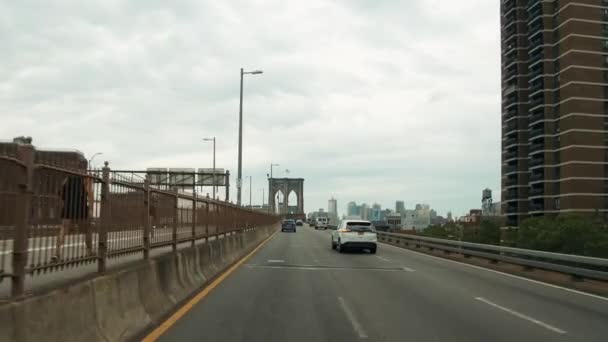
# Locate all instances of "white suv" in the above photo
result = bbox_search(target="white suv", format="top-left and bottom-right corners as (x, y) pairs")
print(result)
(315, 217), (329, 230)
(331, 220), (377, 254)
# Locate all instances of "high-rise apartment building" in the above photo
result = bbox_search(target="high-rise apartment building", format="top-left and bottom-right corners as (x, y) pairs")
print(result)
(501, 0), (608, 226)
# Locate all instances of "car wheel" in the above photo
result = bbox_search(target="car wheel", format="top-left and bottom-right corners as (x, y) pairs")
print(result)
(337, 239), (345, 253)
(370, 247), (377, 254)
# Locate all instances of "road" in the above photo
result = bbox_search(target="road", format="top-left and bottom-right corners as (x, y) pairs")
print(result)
(156, 224), (608, 342)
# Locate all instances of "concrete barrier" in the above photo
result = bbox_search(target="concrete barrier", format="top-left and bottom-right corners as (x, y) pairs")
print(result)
(0, 303), (16, 342)
(210, 239), (226, 270)
(198, 243), (216, 280)
(93, 267), (151, 342)
(14, 280), (104, 342)
(137, 260), (172, 323)
(155, 253), (185, 304)
(175, 252), (196, 294)
(0, 224), (278, 342)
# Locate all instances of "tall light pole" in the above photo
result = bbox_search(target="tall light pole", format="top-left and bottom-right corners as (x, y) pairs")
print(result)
(203, 137), (216, 200)
(88, 152), (103, 169)
(237, 68), (263, 206)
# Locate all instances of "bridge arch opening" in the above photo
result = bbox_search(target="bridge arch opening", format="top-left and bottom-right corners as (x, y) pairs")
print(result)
(288, 190), (298, 214)
(274, 189), (284, 214)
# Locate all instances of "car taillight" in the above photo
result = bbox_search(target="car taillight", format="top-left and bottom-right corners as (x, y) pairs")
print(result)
(338, 228), (351, 232)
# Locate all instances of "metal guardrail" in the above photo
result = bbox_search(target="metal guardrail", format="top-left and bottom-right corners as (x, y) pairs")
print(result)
(377, 232), (608, 281)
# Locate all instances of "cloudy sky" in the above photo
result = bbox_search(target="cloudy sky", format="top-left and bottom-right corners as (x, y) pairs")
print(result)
(0, 0), (501, 217)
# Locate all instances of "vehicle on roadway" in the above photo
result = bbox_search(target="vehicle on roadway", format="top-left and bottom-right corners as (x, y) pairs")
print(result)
(308, 218), (315, 226)
(315, 217), (329, 229)
(295, 219), (303, 226)
(281, 219), (296, 232)
(331, 220), (377, 253)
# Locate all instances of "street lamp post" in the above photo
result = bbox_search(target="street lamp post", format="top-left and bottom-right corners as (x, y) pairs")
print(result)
(203, 137), (216, 200)
(88, 152), (103, 169)
(237, 68), (263, 206)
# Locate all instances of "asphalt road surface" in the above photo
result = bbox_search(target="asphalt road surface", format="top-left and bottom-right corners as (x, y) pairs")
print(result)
(157, 225), (608, 342)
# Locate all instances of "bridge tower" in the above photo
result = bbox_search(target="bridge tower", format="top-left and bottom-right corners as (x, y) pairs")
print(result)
(268, 178), (304, 218)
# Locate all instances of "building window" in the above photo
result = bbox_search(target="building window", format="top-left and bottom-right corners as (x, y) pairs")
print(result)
(554, 198), (560, 210)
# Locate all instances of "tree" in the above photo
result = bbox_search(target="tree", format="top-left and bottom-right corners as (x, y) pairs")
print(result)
(477, 220), (501, 245)
(517, 215), (608, 257)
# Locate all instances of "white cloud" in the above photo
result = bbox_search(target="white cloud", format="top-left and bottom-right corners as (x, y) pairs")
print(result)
(0, 0), (501, 216)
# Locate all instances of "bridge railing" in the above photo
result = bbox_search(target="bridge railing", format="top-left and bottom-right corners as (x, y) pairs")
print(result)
(377, 231), (608, 281)
(0, 143), (279, 298)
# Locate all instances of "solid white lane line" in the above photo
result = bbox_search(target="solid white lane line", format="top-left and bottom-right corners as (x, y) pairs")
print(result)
(337, 297), (368, 339)
(267, 259), (285, 263)
(475, 297), (567, 334)
(402, 266), (416, 272)
(375, 256), (391, 262)
(380, 242), (608, 302)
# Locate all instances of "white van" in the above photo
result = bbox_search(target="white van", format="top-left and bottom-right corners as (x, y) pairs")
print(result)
(315, 217), (329, 230)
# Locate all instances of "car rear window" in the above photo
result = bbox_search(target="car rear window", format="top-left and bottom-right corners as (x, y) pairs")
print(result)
(346, 222), (375, 232)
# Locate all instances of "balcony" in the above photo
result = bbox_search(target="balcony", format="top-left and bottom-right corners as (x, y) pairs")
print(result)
(529, 127), (543, 138)
(530, 95), (544, 109)
(504, 121), (518, 131)
(504, 150), (518, 160)
(529, 78), (543, 92)
(506, 203), (518, 214)
(529, 187), (544, 196)
(503, 109), (518, 119)
(529, 141), (543, 153)
(529, 50), (543, 64)
(529, 111), (544, 123)
(506, 189), (519, 198)
(505, 137), (517, 146)
(530, 171), (544, 181)
(529, 156), (544, 167)
(502, 0), (516, 16)
(504, 165), (517, 174)
(505, 177), (518, 186)
(529, 203), (544, 212)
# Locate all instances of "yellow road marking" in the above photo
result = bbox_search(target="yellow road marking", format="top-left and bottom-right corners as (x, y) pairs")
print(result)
(142, 230), (277, 341)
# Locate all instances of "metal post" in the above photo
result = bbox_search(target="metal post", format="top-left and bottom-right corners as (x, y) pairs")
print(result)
(205, 196), (210, 242)
(212, 137), (216, 200)
(192, 190), (197, 247)
(98, 162), (110, 273)
(237, 68), (244, 206)
(225, 170), (230, 202)
(11, 144), (34, 298)
(172, 188), (178, 252)
(143, 177), (151, 259)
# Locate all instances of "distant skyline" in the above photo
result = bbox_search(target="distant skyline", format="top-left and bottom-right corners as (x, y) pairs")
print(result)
(2, 1), (500, 217)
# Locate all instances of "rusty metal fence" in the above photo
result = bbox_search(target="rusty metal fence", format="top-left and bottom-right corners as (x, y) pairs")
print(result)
(0, 144), (278, 298)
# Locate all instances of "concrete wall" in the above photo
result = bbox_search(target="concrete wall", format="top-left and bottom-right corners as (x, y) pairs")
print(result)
(0, 224), (277, 342)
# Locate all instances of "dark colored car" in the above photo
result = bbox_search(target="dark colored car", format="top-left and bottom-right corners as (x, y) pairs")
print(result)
(281, 219), (296, 232)
(296, 220), (304, 226)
